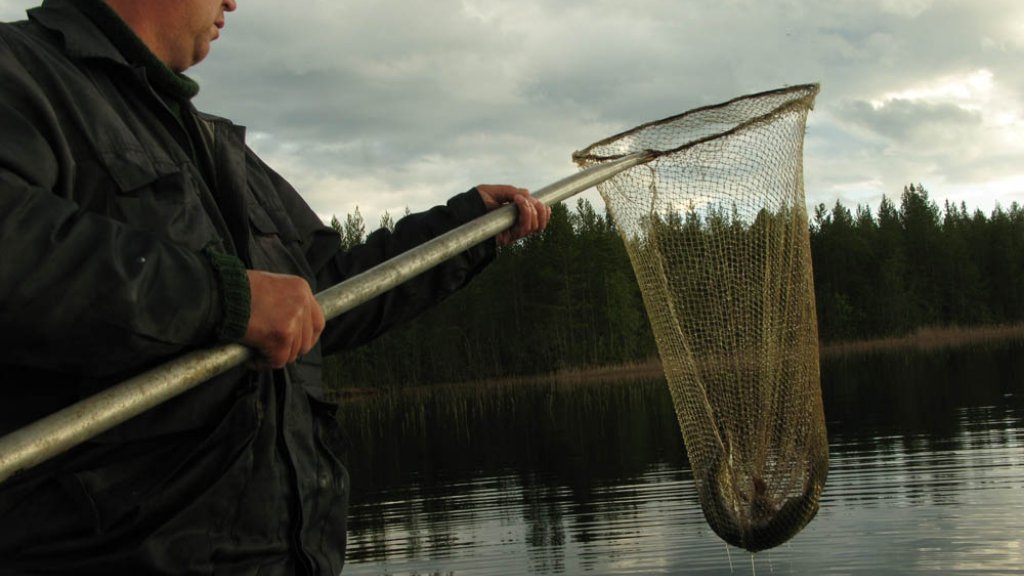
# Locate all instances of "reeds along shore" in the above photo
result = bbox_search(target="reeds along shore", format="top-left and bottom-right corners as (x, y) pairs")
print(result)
(818, 323), (1024, 357)
(532, 323), (1024, 385)
(328, 323), (1024, 400)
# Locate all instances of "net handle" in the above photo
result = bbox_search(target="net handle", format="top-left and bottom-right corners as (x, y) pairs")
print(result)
(0, 151), (655, 484)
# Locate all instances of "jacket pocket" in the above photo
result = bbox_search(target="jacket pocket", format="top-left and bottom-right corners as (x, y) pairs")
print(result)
(77, 392), (260, 538)
(106, 161), (223, 252)
(247, 183), (313, 278)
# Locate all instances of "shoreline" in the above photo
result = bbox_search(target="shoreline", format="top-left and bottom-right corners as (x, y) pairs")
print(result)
(331, 323), (1024, 399)
(483, 323), (1024, 386)
(818, 323), (1024, 357)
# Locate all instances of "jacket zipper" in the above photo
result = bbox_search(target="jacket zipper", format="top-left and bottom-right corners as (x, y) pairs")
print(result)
(275, 376), (318, 575)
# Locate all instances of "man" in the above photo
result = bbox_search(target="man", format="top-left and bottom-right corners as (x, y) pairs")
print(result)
(0, 0), (550, 573)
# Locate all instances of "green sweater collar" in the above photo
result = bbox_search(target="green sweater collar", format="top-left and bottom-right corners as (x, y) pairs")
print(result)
(74, 0), (199, 100)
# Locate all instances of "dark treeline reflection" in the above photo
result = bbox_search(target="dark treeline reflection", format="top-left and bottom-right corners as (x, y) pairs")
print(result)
(340, 344), (1024, 572)
(326, 185), (1024, 390)
(339, 343), (1024, 501)
(338, 377), (684, 500)
(339, 376), (688, 566)
(822, 343), (1024, 443)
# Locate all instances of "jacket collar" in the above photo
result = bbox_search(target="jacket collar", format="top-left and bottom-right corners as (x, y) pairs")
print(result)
(28, 0), (199, 99)
(28, 0), (128, 64)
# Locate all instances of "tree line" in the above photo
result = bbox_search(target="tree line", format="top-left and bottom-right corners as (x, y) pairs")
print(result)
(324, 184), (1024, 389)
(811, 184), (1024, 341)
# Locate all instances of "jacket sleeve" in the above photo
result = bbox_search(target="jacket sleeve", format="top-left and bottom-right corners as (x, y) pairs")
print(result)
(317, 191), (496, 353)
(0, 35), (239, 378)
(260, 160), (497, 355)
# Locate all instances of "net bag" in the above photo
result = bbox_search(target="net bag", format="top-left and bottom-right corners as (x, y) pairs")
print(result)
(573, 84), (827, 552)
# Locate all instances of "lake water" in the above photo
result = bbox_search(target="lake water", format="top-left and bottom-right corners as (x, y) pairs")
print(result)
(338, 343), (1024, 575)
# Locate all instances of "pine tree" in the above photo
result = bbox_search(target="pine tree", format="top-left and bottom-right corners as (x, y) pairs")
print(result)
(342, 207), (366, 250)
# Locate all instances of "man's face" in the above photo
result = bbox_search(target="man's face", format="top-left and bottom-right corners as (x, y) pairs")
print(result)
(161, 0), (237, 71)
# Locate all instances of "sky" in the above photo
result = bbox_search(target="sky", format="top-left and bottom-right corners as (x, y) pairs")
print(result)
(3, 0), (1023, 227)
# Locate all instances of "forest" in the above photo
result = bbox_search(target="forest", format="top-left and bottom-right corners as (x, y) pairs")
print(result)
(324, 184), (1024, 390)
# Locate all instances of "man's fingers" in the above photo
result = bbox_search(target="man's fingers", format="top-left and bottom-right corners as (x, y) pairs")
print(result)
(301, 314), (313, 358)
(512, 194), (546, 241)
(476, 184), (550, 246)
(289, 321), (304, 365)
(311, 293), (326, 336)
(515, 194), (534, 237)
(538, 199), (551, 228)
(301, 296), (323, 357)
(244, 270), (326, 368)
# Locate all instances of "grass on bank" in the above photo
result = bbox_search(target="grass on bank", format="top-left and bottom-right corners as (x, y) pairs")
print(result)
(328, 323), (1024, 401)
(477, 323), (1024, 386)
(818, 323), (1024, 357)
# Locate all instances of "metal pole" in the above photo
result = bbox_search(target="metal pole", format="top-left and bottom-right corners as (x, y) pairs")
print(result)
(0, 151), (653, 483)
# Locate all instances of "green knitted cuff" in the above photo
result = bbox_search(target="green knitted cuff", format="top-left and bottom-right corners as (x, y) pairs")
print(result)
(203, 247), (251, 342)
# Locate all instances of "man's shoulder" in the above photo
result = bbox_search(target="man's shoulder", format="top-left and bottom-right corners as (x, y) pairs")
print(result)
(0, 8), (113, 97)
(0, 14), (63, 68)
(0, 18), (34, 47)
(2, 2), (125, 67)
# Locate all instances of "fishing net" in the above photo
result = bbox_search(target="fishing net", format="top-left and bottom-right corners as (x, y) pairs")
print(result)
(573, 84), (827, 552)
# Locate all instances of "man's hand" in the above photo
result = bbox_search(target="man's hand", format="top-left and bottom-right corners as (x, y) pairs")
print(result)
(476, 185), (552, 246)
(243, 270), (325, 369)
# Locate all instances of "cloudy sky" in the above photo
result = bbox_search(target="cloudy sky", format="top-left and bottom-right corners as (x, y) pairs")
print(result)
(3, 0), (1022, 227)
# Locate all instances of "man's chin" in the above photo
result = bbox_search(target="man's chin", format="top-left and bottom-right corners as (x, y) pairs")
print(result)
(187, 44), (212, 70)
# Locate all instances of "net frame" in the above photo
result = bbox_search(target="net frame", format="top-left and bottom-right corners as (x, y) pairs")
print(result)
(574, 84), (827, 552)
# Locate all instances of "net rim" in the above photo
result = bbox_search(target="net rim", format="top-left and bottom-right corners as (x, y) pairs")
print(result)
(571, 83), (820, 165)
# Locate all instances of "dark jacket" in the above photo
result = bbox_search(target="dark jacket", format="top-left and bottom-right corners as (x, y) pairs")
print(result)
(0, 1), (494, 574)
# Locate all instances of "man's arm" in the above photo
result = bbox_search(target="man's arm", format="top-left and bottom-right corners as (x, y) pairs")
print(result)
(307, 185), (549, 354)
(251, 153), (550, 359)
(242, 185), (548, 363)
(0, 38), (230, 376)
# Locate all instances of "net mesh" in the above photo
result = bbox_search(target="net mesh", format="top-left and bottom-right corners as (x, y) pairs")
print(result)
(573, 84), (827, 552)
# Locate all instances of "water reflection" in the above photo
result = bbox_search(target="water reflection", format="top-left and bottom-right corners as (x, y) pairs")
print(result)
(340, 344), (1024, 575)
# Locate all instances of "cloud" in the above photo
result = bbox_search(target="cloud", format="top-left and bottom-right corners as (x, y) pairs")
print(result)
(817, 67), (1024, 208)
(3, 0), (1024, 222)
(841, 98), (981, 155)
